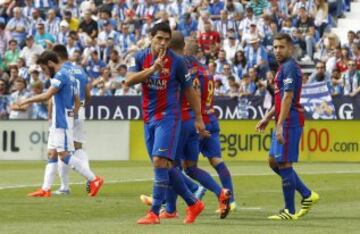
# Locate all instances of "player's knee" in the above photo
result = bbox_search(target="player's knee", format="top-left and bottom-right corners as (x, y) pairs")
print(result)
(57, 151), (70, 161)
(268, 157), (278, 169)
(278, 162), (292, 169)
(47, 150), (57, 160)
(209, 157), (223, 167)
(74, 141), (82, 150)
(153, 156), (171, 168)
(183, 160), (197, 170)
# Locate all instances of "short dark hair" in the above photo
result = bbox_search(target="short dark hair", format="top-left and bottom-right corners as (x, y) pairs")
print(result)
(168, 31), (184, 51)
(274, 33), (293, 45)
(69, 30), (77, 37)
(52, 44), (69, 60)
(9, 39), (17, 45)
(37, 51), (60, 65)
(15, 77), (26, 86)
(150, 22), (171, 37)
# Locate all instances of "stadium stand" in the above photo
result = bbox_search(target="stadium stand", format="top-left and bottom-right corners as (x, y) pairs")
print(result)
(0, 0), (359, 120)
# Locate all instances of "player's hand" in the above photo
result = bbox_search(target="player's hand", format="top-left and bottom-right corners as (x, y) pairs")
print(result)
(255, 118), (269, 133)
(152, 49), (166, 72)
(195, 117), (210, 138)
(275, 125), (285, 144)
(16, 100), (25, 109)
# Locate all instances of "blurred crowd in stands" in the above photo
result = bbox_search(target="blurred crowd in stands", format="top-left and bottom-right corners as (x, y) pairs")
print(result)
(0, 0), (359, 119)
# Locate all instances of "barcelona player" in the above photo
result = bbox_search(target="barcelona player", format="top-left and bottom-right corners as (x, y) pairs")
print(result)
(256, 33), (319, 220)
(156, 31), (231, 220)
(126, 23), (206, 225)
(184, 39), (237, 213)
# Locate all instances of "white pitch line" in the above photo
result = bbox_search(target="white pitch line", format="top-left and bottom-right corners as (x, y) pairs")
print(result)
(237, 207), (263, 210)
(1, 170), (360, 191)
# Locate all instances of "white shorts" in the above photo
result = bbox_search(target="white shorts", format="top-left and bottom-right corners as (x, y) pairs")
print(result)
(48, 128), (75, 152)
(73, 118), (86, 143)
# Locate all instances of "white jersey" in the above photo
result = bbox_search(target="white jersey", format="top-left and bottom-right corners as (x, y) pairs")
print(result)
(47, 63), (77, 152)
(64, 61), (88, 143)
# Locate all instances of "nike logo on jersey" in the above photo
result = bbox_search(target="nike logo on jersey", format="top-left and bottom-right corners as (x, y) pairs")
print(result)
(158, 148), (168, 152)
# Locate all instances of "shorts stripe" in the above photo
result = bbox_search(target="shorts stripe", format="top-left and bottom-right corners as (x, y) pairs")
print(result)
(167, 117), (178, 159)
(284, 127), (290, 162)
(64, 129), (68, 151)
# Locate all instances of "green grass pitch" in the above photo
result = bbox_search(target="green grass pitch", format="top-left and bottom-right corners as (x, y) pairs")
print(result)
(1, 161), (360, 234)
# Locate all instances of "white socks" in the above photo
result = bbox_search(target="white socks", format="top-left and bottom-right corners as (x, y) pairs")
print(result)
(66, 153), (95, 181)
(74, 149), (90, 171)
(42, 161), (57, 191)
(58, 159), (70, 191)
(57, 149), (93, 190)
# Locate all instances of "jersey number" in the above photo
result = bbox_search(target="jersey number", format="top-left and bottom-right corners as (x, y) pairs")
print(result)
(206, 80), (214, 107)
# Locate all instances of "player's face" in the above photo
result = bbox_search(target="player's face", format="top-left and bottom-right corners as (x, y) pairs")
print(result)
(273, 39), (292, 63)
(40, 63), (56, 78)
(151, 31), (171, 55)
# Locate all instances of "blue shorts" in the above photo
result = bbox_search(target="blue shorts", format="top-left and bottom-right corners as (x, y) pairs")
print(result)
(144, 118), (181, 161)
(269, 127), (303, 163)
(199, 119), (222, 158)
(175, 118), (199, 162)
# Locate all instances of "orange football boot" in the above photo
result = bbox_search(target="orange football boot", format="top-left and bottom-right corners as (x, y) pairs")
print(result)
(88, 176), (104, 197)
(137, 211), (160, 224)
(159, 210), (178, 219)
(184, 200), (205, 224)
(218, 189), (231, 219)
(27, 188), (51, 197)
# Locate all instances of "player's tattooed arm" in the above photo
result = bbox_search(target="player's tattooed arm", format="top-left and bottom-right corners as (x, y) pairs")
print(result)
(85, 83), (92, 104)
(256, 106), (275, 133)
(185, 87), (210, 138)
(74, 94), (81, 116)
(48, 98), (52, 120)
(276, 91), (294, 144)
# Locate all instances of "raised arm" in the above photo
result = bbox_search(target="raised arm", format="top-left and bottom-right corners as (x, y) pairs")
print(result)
(125, 49), (166, 86)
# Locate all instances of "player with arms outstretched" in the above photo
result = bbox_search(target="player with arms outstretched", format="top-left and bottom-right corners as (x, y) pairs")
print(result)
(256, 33), (319, 220)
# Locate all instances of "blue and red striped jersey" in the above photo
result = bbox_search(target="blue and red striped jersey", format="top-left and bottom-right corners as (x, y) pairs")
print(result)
(129, 48), (192, 123)
(180, 56), (196, 121)
(274, 58), (305, 128)
(181, 56), (216, 124)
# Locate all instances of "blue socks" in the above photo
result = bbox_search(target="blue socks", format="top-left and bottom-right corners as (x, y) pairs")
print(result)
(165, 187), (177, 213)
(185, 166), (222, 197)
(293, 171), (311, 198)
(62, 154), (71, 164)
(272, 166), (311, 199)
(48, 158), (58, 163)
(279, 167), (296, 214)
(151, 168), (169, 215)
(214, 162), (234, 202)
(182, 173), (199, 193)
(169, 167), (196, 207)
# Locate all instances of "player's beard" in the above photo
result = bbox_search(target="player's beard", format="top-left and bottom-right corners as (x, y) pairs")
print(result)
(49, 66), (56, 78)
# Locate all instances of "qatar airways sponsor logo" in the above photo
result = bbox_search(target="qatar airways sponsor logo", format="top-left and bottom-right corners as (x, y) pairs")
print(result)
(145, 76), (168, 90)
